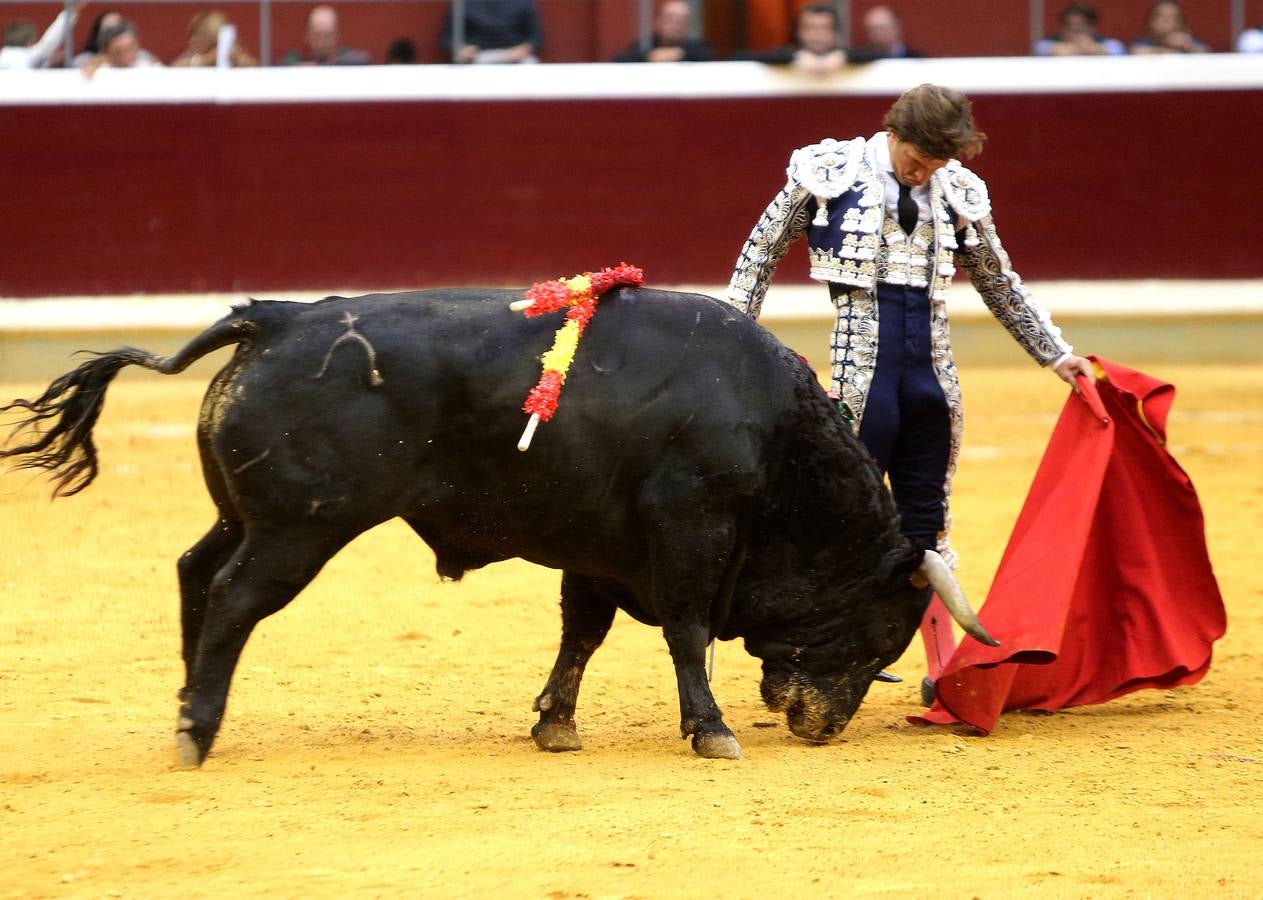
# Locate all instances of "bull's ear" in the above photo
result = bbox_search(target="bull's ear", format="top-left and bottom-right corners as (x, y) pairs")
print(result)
(875, 542), (926, 592)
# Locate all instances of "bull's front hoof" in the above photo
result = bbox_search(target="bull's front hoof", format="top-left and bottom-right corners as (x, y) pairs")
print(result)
(692, 731), (743, 760)
(532, 721), (582, 752)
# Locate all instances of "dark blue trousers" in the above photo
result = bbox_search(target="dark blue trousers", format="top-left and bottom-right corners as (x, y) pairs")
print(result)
(854, 283), (952, 552)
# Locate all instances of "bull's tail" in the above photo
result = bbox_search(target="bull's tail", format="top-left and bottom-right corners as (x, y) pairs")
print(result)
(1, 304), (269, 497)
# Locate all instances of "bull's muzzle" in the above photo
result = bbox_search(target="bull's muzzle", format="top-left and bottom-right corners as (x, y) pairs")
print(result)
(777, 681), (848, 744)
(788, 713), (843, 744)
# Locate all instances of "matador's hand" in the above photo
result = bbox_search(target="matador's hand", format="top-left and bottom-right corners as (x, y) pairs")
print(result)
(1053, 354), (1096, 391)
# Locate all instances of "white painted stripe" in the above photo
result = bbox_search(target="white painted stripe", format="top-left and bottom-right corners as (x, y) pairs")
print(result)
(1, 55), (1261, 106)
(1, 281), (1260, 331)
(675, 281), (1263, 320)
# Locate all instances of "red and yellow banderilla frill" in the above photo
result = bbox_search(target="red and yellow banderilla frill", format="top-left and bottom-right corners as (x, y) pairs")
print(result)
(511, 263), (645, 451)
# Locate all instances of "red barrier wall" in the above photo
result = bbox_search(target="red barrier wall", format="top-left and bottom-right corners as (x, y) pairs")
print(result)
(3, 73), (1259, 297)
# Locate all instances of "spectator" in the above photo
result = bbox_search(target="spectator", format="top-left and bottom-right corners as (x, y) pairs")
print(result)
(1, 1), (82, 69)
(281, 5), (371, 65)
(1035, 3), (1125, 56)
(744, 4), (848, 76)
(73, 9), (158, 68)
(441, 0), (542, 64)
(171, 10), (257, 67)
(74, 9), (119, 67)
(612, 0), (714, 63)
(1131, 0), (1207, 54)
(81, 19), (164, 74)
(851, 5), (925, 61)
(385, 36), (417, 63)
(1237, 25), (1263, 53)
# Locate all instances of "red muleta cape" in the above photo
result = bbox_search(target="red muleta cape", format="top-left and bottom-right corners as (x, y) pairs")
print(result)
(909, 357), (1226, 735)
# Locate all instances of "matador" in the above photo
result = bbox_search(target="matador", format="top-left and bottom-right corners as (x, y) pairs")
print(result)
(725, 84), (1094, 687)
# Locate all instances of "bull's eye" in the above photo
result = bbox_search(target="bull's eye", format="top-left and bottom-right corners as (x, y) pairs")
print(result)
(885, 621), (899, 640)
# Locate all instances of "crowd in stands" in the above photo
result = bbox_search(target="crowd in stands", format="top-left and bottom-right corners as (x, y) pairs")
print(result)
(2, 0), (1260, 71)
(1031, 0), (1216, 56)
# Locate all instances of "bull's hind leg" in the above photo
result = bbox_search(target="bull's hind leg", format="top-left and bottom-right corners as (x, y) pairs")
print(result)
(176, 517), (243, 702)
(532, 573), (617, 752)
(175, 524), (349, 767)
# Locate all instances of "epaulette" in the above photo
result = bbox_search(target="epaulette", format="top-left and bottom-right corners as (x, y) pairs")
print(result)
(787, 137), (866, 200)
(935, 162), (991, 222)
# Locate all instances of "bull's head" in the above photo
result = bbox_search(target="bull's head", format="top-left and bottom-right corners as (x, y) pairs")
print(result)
(754, 547), (997, 743)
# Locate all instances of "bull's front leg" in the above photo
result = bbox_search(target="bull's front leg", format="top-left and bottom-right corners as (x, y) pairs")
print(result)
(531, 573), (616, 752)
(661, 619), (742, 760)
(640, 471), (744, 759)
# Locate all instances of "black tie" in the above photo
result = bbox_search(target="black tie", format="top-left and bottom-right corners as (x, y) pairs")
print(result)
(897, 181), (918, 235)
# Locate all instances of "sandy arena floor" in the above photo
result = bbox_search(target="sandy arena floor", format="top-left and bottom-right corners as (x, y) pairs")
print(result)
(1, 361), (1260, 898)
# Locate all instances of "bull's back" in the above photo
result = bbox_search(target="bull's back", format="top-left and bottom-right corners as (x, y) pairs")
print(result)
(203, 288), (800, 573)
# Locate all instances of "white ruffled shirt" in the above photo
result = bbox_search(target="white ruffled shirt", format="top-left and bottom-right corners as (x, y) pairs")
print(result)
(866, 130), (973, 230)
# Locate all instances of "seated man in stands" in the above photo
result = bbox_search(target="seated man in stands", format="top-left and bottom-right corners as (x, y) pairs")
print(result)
(441, 0), (542, 64)
(0, 0), (81, 69)
(850, 5), (925, 61)
(744, 4), (848, 75)
(81, 20), (164, 74)
(1035, 3), (1125, 56)
(282, 5), (371, 65)
(612, 0), (714, 63)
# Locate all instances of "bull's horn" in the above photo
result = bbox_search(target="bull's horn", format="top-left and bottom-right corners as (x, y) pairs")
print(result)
(916, 551), (1000, 647)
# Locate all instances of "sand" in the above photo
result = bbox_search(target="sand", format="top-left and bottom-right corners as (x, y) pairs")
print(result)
(2, 362), (1260, 898)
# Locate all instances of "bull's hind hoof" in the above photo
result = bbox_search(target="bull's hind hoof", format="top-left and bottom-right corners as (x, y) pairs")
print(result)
(174, 731), (204, 769)
(692, 731), (743, 760)
(532, 721), (582, 752)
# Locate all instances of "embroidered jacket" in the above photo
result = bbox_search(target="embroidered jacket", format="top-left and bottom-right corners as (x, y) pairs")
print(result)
(725, 136), (1073, 565)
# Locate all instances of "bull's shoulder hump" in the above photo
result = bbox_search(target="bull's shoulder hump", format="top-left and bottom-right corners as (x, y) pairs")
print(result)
(607, 287), (751, 319)
(595, 287), (792, 365)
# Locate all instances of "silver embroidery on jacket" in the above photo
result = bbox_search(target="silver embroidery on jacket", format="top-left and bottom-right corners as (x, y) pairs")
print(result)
(956, 215), (1071, 366)
(728, 142), (1072, 568)
(725, 181), (812, 317)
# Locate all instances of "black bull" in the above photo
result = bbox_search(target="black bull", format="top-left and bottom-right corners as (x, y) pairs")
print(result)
(1, 287), (995, 764)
